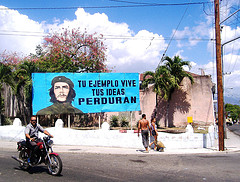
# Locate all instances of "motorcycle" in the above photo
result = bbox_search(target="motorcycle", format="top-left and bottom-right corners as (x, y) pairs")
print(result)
(12, 136), (62, 176)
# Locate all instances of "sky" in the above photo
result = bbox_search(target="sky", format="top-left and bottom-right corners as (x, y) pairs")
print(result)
(0, 0), (240, 102)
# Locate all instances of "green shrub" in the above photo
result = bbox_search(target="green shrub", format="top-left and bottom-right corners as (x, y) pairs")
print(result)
(110, 115), (119, 127)
(120, 116), (129, 127)
(3, 117), (12, 125)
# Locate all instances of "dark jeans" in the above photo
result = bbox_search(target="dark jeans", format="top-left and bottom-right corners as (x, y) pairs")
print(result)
(26, 140), (38, 158)
(141, 130), (149, 148)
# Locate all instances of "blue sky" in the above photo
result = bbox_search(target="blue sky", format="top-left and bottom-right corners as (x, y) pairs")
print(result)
(0, 0), (240, 100)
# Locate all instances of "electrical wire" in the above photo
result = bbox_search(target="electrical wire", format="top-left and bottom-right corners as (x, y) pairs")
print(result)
(0, 30), (213, 41)
(0, 1), (213, 11)
(203, 2), (214, 16)
(157, 3), (190, 67)
(221, 0), (240, 75)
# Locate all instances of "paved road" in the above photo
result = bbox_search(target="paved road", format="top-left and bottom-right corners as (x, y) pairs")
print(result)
(1, 148), (240, 182)
(228, 124), (240, 136)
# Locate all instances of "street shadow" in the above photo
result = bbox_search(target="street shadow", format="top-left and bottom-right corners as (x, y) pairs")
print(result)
(136, 149), (150, 153)
(129, 159), (146, 163)
(14, 166), (63, 177)
(136, 149), (146, 152)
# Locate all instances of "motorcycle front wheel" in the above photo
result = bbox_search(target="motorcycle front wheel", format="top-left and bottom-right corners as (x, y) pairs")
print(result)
(19, 149), (30, 170)
(47, 154), (62, 176)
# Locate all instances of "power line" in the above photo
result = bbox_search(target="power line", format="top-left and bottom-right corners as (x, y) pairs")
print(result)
(158, 3), (190, 67)
(0, 30), (46, 34)
(0, 2), (213, 11)
(109, 0), (211, 5)
(0, 33), (46, 37)
(0, 31), (212, 41)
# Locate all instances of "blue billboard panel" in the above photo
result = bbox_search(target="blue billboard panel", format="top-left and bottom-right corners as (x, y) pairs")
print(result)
(32, 73), (140, 115)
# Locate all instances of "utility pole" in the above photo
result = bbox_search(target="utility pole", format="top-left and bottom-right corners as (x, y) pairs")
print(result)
(214, 0), (225, 151)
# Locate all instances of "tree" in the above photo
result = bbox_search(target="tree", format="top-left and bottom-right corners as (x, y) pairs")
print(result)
(164, 56), (194, 87)
(0, 28), (110, 122)
(0, 63), (14, 124)
(142, 55), (193, 127)
(11, 60), (39, 123)
(142, 66), (175, 100)
(225, 103), (240, 122)
(35, 28), (109, 73)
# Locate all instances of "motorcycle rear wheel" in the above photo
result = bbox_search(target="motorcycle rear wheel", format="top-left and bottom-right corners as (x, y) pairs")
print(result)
(47, 154), (62, 176)
(19, 149), (30, 170)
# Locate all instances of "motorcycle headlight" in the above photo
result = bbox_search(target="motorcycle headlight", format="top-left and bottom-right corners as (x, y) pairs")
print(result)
(47, 139), (54, 147)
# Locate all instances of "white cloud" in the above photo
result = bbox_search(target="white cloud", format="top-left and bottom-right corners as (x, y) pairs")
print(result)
(35, 8), (167, 73)
(222, 53), (240, 77)
(174, 22), (211, 48)
(221, 26), (240, 53)
(171, 4), (240, 100)
(0, 6), (44, 55)
(106, 30), (166, 72)
(0, 7), (167, 73)
(1, 5), (240, 101)
(174, 50), (186, 59)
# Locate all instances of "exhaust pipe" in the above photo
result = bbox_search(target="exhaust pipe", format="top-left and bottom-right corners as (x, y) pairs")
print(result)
(11, 156), (24, 164)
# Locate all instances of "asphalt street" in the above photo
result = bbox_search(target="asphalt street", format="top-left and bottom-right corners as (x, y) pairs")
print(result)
(1, 148), (240, 182)
(0, 124), (240, 181)
(228, 124), (240, 136)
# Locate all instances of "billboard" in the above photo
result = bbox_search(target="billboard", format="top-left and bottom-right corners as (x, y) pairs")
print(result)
(32, 73), (140, 115)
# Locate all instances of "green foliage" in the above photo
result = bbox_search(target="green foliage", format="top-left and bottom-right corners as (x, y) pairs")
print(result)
(0, 96), (4, 113)
(3, 117), (12, 125)
(164, 56), (194, 85)
(120, 116), (129, 127)
(0, 28), (110, 120)
(110, 115), (119, 127)
(225, 103), (240, 121)
(0, 63), (14, 113)
(142, 55), (194, 127)
(142, 55), (194, 101)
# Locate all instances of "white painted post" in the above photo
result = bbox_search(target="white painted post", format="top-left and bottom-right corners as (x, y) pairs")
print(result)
(68, 115), (70, 129)
(130, 111), (133, 130)
(99, 114), (101, 129)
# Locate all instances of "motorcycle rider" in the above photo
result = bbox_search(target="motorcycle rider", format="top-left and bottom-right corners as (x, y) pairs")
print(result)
(25, 115), (53, 162)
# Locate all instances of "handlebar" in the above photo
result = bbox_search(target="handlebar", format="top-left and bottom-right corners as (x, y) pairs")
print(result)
(43, 135), (52, 140)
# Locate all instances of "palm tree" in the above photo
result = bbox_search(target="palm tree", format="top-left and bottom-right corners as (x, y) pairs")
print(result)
(142, 55), (194, 127)
(142, 66), (176, 100)
(0, 63), (14, 125)
(12, 60), (38, 124)
(164, 55), (194, 86)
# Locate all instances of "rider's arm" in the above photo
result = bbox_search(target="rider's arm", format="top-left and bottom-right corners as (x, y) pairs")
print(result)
(25, 125), (34, 141)
(38, 124), (53, 138)
(25, 133), (35, 141)
(44, 130), (53, 138)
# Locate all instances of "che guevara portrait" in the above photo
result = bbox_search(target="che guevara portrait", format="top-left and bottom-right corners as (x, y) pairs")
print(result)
(36, 76), (83, 115)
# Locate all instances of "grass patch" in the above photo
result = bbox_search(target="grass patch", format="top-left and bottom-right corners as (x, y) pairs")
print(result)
(71, 125), (209, 134)
(193, 127), (208, 134)
(158, 127), (186, 134)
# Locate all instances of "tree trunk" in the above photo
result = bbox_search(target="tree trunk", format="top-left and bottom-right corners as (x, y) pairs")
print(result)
(165, 102), (170, 127)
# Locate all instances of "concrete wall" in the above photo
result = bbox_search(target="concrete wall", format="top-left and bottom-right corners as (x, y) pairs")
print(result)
(0, 124), (216, 149)
(156, 75), (215, 127)
(104, 84), (156, 128)
(104, 75), (215, 128)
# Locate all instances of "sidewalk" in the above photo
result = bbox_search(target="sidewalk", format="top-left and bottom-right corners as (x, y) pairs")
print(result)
(1, 129), (240, 155)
